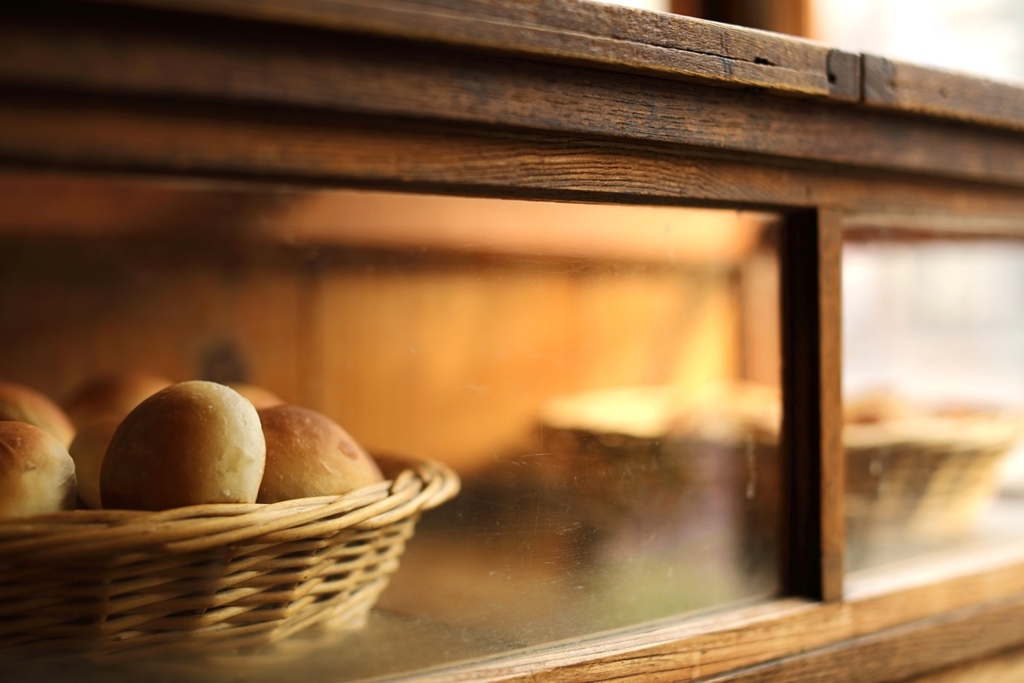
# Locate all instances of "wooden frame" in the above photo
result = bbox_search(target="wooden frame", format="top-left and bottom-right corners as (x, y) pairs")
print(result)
(779, 210), (844, 603)
(3, 0), (1024, 680)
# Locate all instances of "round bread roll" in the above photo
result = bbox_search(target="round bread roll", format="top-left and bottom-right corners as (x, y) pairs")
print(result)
(0, 421), (77, 518)
(68, 415), (121, 509)
(257, 405), (382, 503)
(63, 372), (173, 429)
(228, 383), (285, 410)
(101, 380), (266, 511)
(0, 381), (75, 448)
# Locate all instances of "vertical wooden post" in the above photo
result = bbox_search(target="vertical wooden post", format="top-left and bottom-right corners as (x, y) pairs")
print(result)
(779, 209), (844, 602)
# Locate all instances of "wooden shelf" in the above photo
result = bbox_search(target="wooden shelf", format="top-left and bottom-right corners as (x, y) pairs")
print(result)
(2, 1), (1024, 680)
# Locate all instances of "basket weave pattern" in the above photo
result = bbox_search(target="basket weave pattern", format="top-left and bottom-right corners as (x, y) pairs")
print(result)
(846, 430), (1013, 539)
(0, 459), (459, 658)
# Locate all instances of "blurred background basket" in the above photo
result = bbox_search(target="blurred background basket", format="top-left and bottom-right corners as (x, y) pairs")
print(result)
(0, 457), (459, 660)
(532, 385), (1023, 568)
(845, 414), (1022, 543)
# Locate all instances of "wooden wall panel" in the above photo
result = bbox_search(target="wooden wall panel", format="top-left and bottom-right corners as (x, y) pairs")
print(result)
(316, 261), (740, 472)
(0, 242), (306, 406)
(0, 237), (750, 474)
(4, 0), (839, 98)
(228, 261), (308, 406)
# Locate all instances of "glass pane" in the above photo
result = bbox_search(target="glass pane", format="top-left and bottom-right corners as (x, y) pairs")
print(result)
(0, 175), (782, 680)
(843, 231), (1024, 572)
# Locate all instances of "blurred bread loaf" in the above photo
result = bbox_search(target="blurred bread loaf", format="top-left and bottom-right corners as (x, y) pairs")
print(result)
(101, 380), (266, 510)
(844, 390), (919, 425)
(63, 372), (172, 429)
(228, 383), (285, 410)
(68, 415), (121, 509)
(0, 381), (75, 448)
(257, 405), (382, 503)
(0, 421), (77, 518)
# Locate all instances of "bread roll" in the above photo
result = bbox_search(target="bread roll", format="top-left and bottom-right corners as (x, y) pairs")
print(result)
(101, 381), (266, 511)
(0, 421), (77, 518)
(68, 415), (121, 509)
(228, 383), (285, 410)
(844, 391), (919, 425)
(257, 405), (382, 503)
(63, 372), (173, 429)
(0, 382), (75, 448)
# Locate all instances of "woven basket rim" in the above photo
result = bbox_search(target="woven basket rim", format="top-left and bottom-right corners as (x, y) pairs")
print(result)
(844, 414), (1024, 450)
(0, 456), (460, 659)
(0, 456), (460, 560)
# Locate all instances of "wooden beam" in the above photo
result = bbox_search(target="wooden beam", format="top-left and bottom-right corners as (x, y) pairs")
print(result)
(0, 11), (1019, 186)
(3, 99), (1024, 220)
(864, 55), (1024, 134)
(64, 0), (846, 99)
(778, 210), (842, 602)
(818, 209), (845, 599)
(701, 596), (1024, 683)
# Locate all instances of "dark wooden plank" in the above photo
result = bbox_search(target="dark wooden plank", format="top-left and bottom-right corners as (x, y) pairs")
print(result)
(842, 211), (1024, 242)
(778, 211), (822, 601)
(826, 49), (860, 101)
(4, 98), (1024, 218)
(864, 55), (1024, 133)
(74, 0), (844, 98)
(1, 14), (1022, 187)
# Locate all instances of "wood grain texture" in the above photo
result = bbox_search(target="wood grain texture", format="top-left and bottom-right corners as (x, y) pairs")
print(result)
(826, 49), (860, 101)
(698, 596), (1024, 683)
(841, 211), (1024, 242)
(902, 646), (1024, 683)
(0, 13), (1022, 187)
(69, 0), (842, 98)
(4, 99), (1024, 218)
(864, 55), (1024, 133)
(816, 210), (844, 600)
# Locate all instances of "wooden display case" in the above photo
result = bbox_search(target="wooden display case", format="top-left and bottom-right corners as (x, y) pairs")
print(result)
(2, 1), (1024, 681)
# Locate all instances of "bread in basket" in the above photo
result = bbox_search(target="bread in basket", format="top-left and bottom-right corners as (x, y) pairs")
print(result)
(0, 455), (459, 660)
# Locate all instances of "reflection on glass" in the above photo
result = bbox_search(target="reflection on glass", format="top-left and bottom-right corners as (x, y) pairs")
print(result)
(0, 178), (782, 681)
(844, 236), (1024, 572)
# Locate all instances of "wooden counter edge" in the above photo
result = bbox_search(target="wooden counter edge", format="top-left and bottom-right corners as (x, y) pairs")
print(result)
(71, 0), (855, 100)
(375, 543), (1024, 682)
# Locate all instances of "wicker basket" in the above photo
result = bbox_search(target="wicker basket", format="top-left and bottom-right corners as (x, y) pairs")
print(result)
(534, 384), (781, 514)
(536, 386), (1023, 565)
(0, 457), (459, 660)
(845, 415), (1021, 541)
